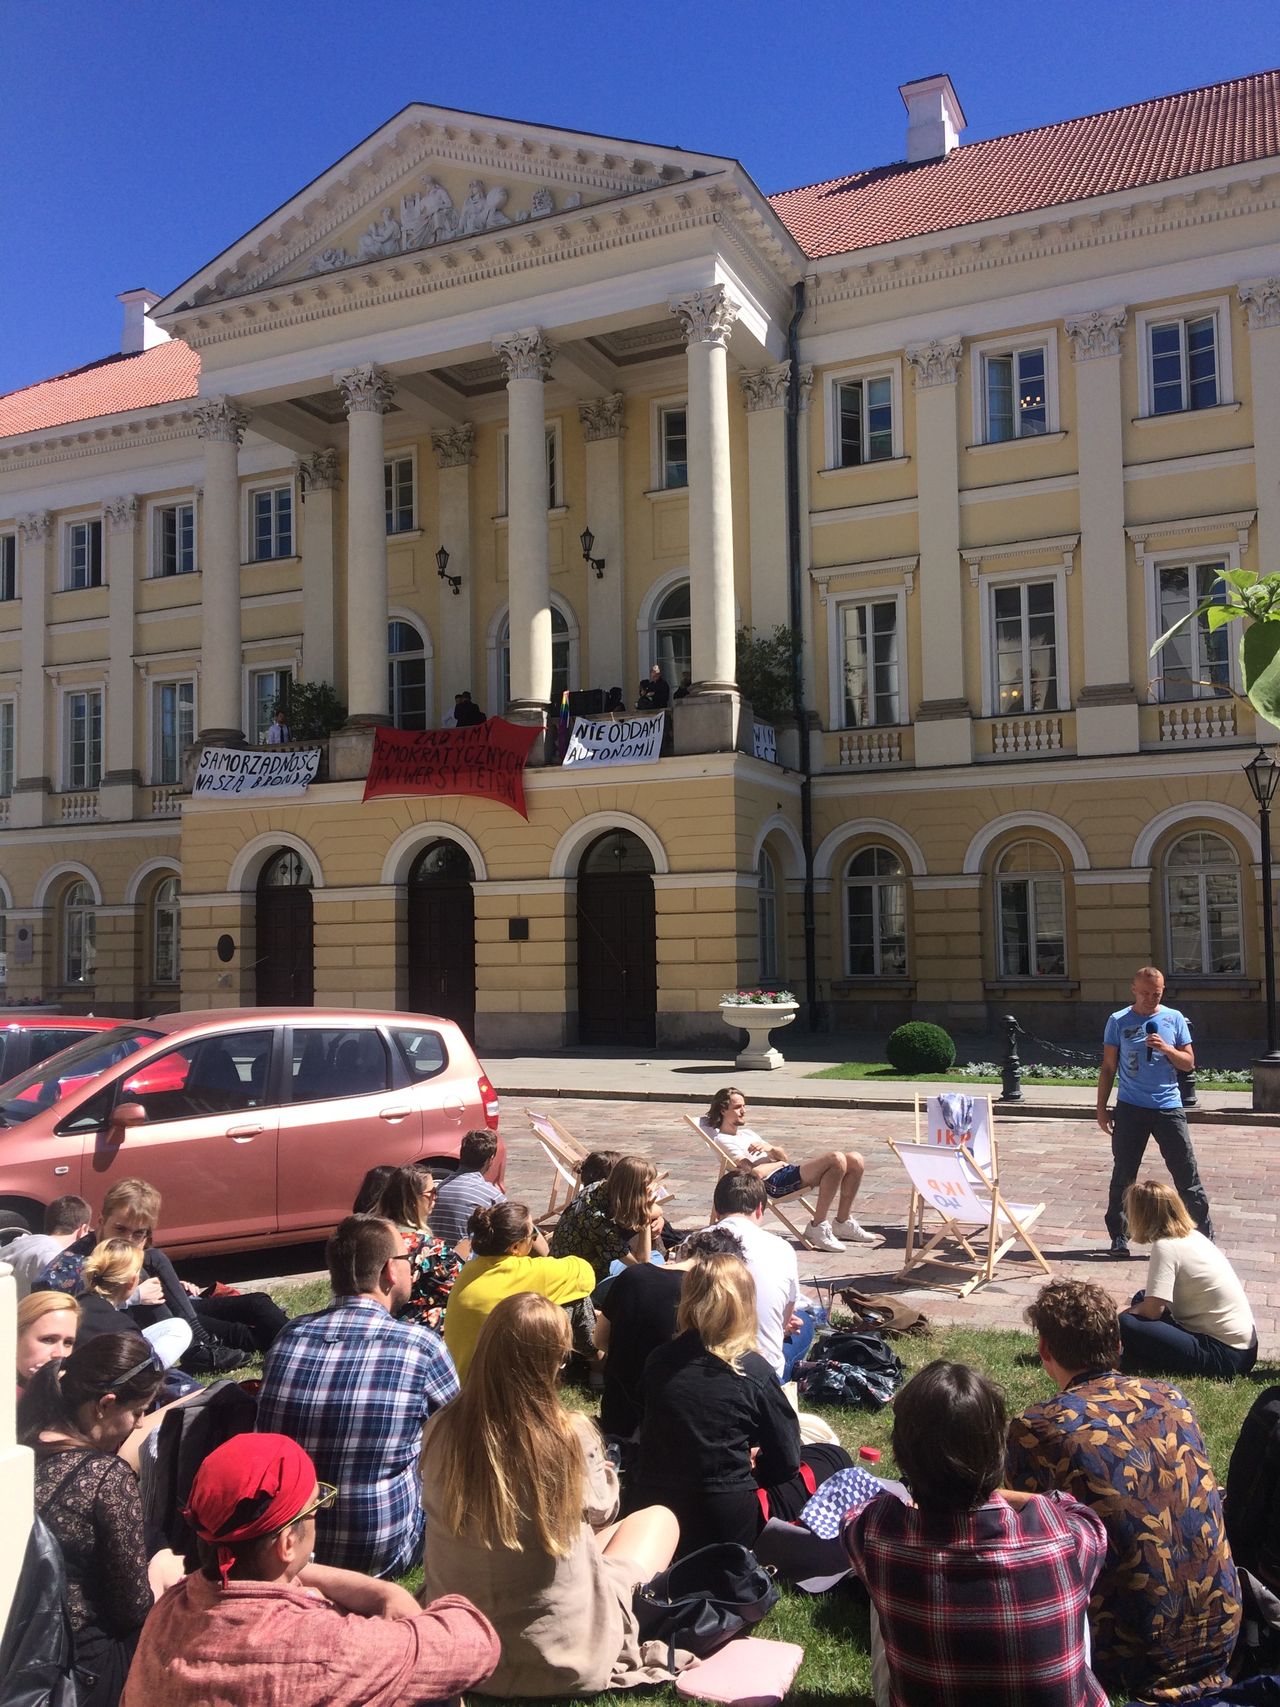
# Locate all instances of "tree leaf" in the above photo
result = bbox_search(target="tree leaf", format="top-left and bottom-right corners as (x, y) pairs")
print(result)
(1221, 570), (1258, 592)
(1241, 621), (1280, 721)
(1150, 601), (1221, 660)
(1206, 604), (1238, 632)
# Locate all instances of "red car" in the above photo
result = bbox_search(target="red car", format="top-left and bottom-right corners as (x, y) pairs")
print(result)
(0, 1015), (125, 1086)
(0, 1008), (503, 1254)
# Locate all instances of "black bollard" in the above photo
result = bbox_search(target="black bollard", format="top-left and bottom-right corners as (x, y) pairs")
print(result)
(999, 1014), (1024, 1103)
(1177, 1068), (1198, 1109)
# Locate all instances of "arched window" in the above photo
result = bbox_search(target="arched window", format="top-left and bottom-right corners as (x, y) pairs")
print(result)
(995, 840), (1066, 978)
(757, 851), (779, 981)
(261, 849), (313, 889)
(388, 620), (429, 729)
(1164, 830), (1242, 975)
(651, 579), (692, 686)
(409, 840), (475, 885)
(581, 830), (656, 876)
(62, 880), (96, 985)
(845, 846), (907, 976)
(497, 604), (573, 710)
(152, 875), (180, 985)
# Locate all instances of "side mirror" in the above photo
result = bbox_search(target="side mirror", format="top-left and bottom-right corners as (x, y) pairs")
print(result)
(109, 1102), (148, 1137)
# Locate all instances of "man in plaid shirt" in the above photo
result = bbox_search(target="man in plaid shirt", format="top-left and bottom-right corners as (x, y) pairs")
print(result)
(844, 1360), (1106, 1707)
(257, 1215), (459, 1578)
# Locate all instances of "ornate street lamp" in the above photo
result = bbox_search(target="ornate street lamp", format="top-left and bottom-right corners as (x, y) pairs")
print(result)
(435, 545), (461, 595)
(1244, 745), (1280, 1105)
(579, 527), (606, 579)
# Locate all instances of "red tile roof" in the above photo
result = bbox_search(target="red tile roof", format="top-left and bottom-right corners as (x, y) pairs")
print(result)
(0, 340), (200, 439)
(770, 70), (1280, 258)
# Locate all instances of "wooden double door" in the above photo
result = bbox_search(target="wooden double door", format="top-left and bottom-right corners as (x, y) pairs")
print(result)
(577, 832), (657, 1047)
(256, 850), (315, 1006)
(406, 841), (477, 1039)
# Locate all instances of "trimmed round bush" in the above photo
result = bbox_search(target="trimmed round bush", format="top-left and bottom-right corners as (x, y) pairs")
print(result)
(886, 1021), (957, 1075)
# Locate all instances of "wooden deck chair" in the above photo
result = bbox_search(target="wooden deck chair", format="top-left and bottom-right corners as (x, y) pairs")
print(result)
(524, 1109), (586, 1226)
(681, 1112), (823, 1250)
(886, 1093), (1050, 1296)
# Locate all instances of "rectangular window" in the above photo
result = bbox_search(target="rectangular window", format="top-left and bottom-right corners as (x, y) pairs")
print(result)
(499, 428), (559, 513)
(991, 580), (1059, 714)
(66, 520), (103, 590)
(660, 407), (688, 489)
(997, 877), (1066, 977)
(841, 599), (900, 727)
(252, 487), (293, 560)
(65, 690), (103, 789)
(251, 668), (291, 743)
(1155, 561), (1230, 701)
(154, 502), (195, 576)
(153, 680), (195, 783)
(836, 377), (893, 467)
(1149, 314), (1219, 415)
(983, 348), (1048, 441)
(0, 534), (15, 600)
(384, 456), (415, 535)
(0, 701), (14, 796)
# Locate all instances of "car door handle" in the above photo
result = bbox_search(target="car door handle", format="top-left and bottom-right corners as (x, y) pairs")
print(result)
(379, 1107), (411, 1122)
(226, 1124), (264, 1140)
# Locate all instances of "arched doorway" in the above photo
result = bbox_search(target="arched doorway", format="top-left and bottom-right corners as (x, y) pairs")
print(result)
(577, 830), (656, 1046)
(256, 849), (314, 1006)
(407, 840), (477, 1037)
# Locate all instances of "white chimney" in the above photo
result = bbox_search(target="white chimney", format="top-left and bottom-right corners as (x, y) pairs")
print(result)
(117, 288), (169, 355)
(899, 75), (966, 163)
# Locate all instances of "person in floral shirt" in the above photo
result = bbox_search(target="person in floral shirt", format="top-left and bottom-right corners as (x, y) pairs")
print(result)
(373, 1166), (461, 1333)
(549, 1156), (665, 1289)
(1007, 1278), (1240, 1705)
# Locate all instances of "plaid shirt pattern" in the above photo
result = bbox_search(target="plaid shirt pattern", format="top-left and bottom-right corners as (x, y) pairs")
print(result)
(845, 1491), (1108, 1707)
(257, 1296), (458, 1577)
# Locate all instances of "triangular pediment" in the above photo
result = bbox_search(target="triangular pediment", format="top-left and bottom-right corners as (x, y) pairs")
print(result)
(156, 106), (737, 312)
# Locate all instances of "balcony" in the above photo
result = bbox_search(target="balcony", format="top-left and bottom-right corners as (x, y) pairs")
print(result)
(1144, 699), (1240, 748)
(823, 726), (914, 770)
(143, 785), (183, 818)
(57, 790), (100, 823)
(975, 712), (1073, 760)
(0, 796), (9, 827)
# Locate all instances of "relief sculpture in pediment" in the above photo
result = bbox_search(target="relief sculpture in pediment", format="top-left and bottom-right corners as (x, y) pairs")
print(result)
(305, 176), (563, 277)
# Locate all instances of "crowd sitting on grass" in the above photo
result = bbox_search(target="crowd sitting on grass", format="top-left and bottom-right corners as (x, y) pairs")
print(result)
(7, 1142), (1277, 1707)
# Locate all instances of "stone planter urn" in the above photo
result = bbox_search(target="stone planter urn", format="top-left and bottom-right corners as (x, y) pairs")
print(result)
(718, 1001), (798, 1071)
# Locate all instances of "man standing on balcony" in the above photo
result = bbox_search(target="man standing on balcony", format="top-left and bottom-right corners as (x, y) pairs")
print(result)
(1096, 966), (1213, 1259)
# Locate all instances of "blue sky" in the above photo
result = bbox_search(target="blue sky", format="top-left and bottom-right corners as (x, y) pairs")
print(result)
(3, 0), (1277, 397)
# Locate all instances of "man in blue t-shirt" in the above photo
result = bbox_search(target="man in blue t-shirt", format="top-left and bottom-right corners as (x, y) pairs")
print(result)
(1096, 965), (1213, 1258)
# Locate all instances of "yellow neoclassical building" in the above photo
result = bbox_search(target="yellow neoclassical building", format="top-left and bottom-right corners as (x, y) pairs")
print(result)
(1, 70), (1279, 1047)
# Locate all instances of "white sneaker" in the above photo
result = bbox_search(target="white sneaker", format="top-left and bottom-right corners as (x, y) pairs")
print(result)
(832, 1217), (881, 1246)
(803, 1220), (844, 1253)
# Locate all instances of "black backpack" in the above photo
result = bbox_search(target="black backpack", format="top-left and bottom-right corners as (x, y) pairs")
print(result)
(142, 1378), (258, 1560)
(794, 1328), (904, 1409)
(1226, 1385), (1280, 1592)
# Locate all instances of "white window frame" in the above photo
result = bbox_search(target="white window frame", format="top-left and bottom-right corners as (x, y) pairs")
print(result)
(1163, 830), (1243, 977)
(149, 677), (197, 784)
(978, 566), (1071, 717)
(387, 612), (433, 730)
(1143, 542), (1243, 704)
(498, 422), (563, 516)
(487, 594), (579, 712)
(61, 879), (97, 986)
(1136, 297), (1234, 419)
(0, 532), (16, 601)
(148, 495), (198, 579)
(384, 447), (418, 536)
(994, 842), (1067, 980)
(757, 850), (779, 982)
(151, 873), (181, 986)
(824, 358), (903, 470)
(648, 394), (690, 491)
(0, 697), (15, 796)
(244, 476), (296, 562)
(60, 684), (104, 790)
(969, 330), (1059, 443)
(61, 513), (104, 591)
(828, 587), (908, 730)
(843, 846), (909, 977)
(245, 663), (294, 745)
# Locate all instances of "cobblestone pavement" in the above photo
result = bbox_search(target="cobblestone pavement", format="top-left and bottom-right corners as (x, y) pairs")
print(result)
(504, 1098), (1278, 1356)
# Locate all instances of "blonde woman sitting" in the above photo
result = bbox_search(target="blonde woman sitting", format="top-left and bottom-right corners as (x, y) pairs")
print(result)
(701, 1086), (877, 1252)
(421, 1291), (682, 1698)
(1120, 1179), (1257, 1378)
(76, 1239), (191, 1370)
(629, 1251), (851, 1554)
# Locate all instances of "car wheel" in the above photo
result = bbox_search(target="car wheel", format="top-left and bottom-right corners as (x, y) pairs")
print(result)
(0, 1206), (35, 1239)
(417, 1157), (459, 1184)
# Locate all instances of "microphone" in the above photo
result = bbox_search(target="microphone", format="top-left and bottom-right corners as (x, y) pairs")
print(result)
(1144, 1019), (1160, 1064)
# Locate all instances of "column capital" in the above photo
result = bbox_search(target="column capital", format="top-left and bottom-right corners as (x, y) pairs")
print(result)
(905, 336), (963, 389)
(431, 424), (476, 468)
(104, 494), (139, 533)
(1064, 306), (1127, 361)
(578, 393), (625, 441)
(739, 363), (792, 411)
(334, 364), (396, 415)
(298, 448), (341, 491)
(193, 395), (252, 443)
(1239, 278), (1280, 332)
(492, 328), (554, 382)
(17, 510), (52, 543)
(668, 286), (741, 348)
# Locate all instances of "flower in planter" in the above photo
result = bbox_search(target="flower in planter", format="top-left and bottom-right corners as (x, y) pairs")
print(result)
(720, 988), (797, 1006)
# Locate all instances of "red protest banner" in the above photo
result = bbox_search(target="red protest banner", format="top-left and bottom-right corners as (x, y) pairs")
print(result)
(362, 718), (541, 816)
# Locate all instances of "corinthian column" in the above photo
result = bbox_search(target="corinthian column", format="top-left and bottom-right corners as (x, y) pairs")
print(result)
(298, 449), (340, 687)
(579, 393), (626, 690)
(336, 364), (395, 724)
(194, 397), (250, 742)
(493, 329), (554, 715)
(431, 424), (476, 716)
(670, 287), (741, 692)
(101, 495), (140, 817)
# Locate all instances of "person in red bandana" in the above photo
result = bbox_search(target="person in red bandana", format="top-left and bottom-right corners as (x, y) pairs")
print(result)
(120, 1433), (499, 1707)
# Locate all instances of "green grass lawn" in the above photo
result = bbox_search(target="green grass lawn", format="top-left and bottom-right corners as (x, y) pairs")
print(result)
(809, 1061), (1251, 1091)
(238, 1279), (1267, 1707)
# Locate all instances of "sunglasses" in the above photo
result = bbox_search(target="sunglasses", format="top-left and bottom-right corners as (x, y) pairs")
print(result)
(290, 1481), (338, 1527)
